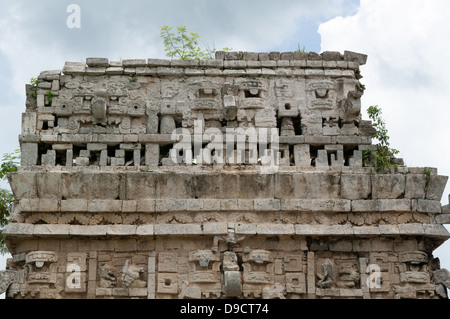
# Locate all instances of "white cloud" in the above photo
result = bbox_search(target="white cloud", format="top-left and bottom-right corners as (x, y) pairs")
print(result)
(0, 0), (357, 101)
(319, 0), (450, 195)
(319, 0), (450, 272)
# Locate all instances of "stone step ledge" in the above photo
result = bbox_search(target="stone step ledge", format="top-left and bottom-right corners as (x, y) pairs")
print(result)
(4, 222), (449, 238)
(63, 62), (357, 78)
(18, 198), (444, 214)
(23, 134), (373, 146)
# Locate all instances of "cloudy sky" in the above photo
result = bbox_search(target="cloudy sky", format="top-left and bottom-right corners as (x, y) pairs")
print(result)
(1, 0), (450, 297)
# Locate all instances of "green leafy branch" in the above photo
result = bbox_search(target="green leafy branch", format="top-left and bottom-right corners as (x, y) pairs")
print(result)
(46, 90), (56, 104)
(28, 77), (38, 98)
(0, 148), (20, 255)
(160, 25), (231, 60)
(363, 105), (400, 171)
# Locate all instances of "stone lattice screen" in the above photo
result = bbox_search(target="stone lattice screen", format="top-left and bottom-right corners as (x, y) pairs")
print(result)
(1, 50), (449, 299)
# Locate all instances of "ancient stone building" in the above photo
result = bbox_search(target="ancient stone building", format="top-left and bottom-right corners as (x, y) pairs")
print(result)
(1, 50), (450, 299)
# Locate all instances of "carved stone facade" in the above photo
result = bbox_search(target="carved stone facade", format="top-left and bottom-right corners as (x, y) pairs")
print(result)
(1, 50), (450, 298)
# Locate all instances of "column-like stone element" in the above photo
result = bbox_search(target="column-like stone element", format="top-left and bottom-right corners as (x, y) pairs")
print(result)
(147, 252), (156, 299)
(20, 143), (38, 166)
(160, 115), (175, 134)
(315, 149), (328, 168)
(307, 252), (315, 299)
(294, 144), (310, 166)
(87, 251), (97, 299)
(359, 257), (370, 299)
(145, 143), (159, 166)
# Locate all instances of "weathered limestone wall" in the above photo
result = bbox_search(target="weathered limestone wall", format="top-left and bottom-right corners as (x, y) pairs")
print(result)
(1, 50), (450, 299)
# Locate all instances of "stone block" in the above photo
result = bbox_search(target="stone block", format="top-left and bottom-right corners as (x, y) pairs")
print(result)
(352, 226), (380, 236)
(86, 57), (109, 67)
(344, 51), (367, 65)
(136, 199), (156, 212)
(347, 61), (359, 70)
(258, 52), (269, 61)
(378, 225), (399, 235)
(400, 271), (430, 283)
(435, 214), (450, 224)
(69, 225), (107, 236)
(223, 69), (246, 76)
(372, 174), (405, 199)
(37, 199), (59, 212)
(154, 224), (202, 235)
(261, 60), (277, 68)
(34, 224), (70, 236)
(22, 112), (37, 135)
(122, 59), (147, 67)
(398, 223), (425, 235)
(136, 225), (154, 236)
(321, 51), (341, 61)
(254, 199), (280, 211)
(416, 199), (441, 213)
(171, 59), (199, 67)
(293, 173), (340, 200)
(202, 199), (221, 211)
(377, 199), (411, 212)
(293, 144), (311, 166)
(423, 224), (450, 237)
(3, 223), (34, 237)
(329, 240), (353, 252)
(184, 68), (204, 75)
(295, 225), (327, 235)
(202, 223), (228, 235)
(324, 224), (354, 235)
(256, 224), (295, 235)
(199, 60), (223, 68)
(88, 200), (122, 213)
(76, 157), (89, 166)
(220, 199), (238, 211)
(21, 143), (38, 166)
(62, 62), (86, 75)
(426, 175), (448, 201)
(235, 223), (257, 235)
(105, 67), (124, 75)
(341, 174), (371, 200)
(121, 200), (137, 212)
(352, 239), (372, 252)
(106, 225), (136, 236)
(281, 199), (300, 211)
(237, 199), (254, 211)
(155, 199), (186, 212)
(306, 60), (323, 68)
(9, 172), (37, 199)
(156, 67), (183, 76)
(224, 60), (247, 68)
(405, 174), (427, 199)
(85, 67), (105, 75)
(147, 58), (171, 66)
(186, 199), (203, 211)
(41, 150), (56, 166)
(87, 143), (107, 151)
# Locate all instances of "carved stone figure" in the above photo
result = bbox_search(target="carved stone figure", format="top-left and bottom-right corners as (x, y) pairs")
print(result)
(98, 263), (116, 288)
(122, 259), (146, 288)
(0, 270), (19, 295)
(317, 259), (335, 288)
